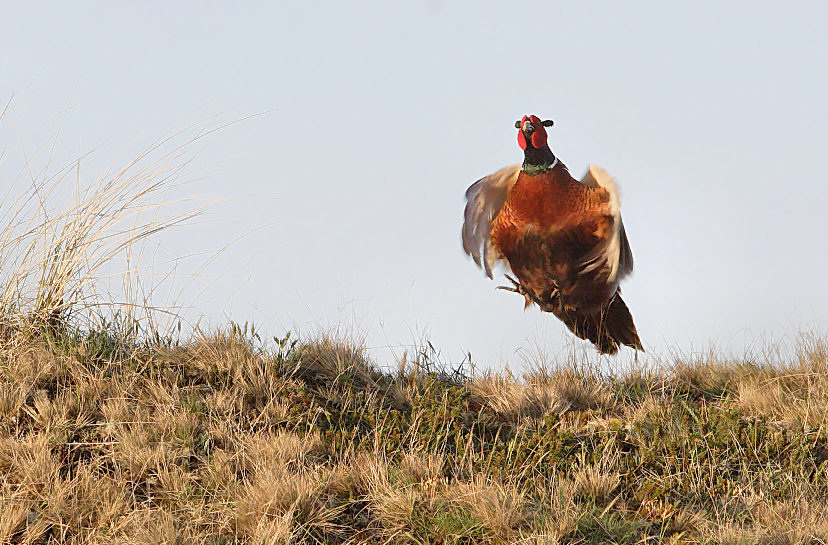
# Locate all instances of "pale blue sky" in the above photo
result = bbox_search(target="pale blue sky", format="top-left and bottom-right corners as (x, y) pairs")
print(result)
(3, 2), (827, 368)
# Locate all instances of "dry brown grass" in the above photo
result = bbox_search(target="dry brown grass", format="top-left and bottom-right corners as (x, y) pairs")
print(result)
(0, 326), (825, 544)
(0, 101), (216, 339)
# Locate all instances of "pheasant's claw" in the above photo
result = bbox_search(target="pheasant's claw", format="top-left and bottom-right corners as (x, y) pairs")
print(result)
(497, 274), (537, 302)
(497, 274), (562, 313)
(496, 274), (523, 293)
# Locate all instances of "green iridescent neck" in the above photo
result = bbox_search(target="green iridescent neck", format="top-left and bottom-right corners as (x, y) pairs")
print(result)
(521, 162), (553, 175)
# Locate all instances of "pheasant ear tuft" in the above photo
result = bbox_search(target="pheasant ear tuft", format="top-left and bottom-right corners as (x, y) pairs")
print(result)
(542, 119), (554, 127)
(515, 120), (522, 129)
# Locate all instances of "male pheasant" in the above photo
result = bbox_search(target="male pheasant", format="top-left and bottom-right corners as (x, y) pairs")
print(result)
(462, 115), (643, 354)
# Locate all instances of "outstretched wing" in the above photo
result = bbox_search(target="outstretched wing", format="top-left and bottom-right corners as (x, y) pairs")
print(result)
(578, 164), (634, 283)
(461, 164), (520, 278)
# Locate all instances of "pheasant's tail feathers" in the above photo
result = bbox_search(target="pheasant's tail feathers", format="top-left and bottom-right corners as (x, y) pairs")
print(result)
(462, 164), (520, 278)
(560, 293), (643, 355)
(603, 293), (644, 353)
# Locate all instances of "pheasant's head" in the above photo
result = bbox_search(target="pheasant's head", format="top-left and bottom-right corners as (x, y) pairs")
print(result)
(516, 115), (554, 151)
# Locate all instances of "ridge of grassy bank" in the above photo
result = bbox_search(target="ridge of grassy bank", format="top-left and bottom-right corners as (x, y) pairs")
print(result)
(1, 321), (827, 544)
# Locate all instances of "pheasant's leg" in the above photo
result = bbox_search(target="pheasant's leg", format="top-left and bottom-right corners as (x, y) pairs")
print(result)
(497, 274), (559, 312)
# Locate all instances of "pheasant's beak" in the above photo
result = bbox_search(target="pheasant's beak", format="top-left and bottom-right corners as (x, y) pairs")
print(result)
(522, 119), (534, 136)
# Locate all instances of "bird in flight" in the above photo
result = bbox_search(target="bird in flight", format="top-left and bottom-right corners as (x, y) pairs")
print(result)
(462, 115), (643, 354)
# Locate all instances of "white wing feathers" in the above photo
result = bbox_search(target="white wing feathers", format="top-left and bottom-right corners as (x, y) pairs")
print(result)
(579, 164), (634, 283)
(461, 164), (520, 278)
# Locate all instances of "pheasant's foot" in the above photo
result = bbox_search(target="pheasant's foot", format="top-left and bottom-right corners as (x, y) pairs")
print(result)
(541, 286), (561, 302)
(496, 274), (524, 294)
(497, 274), (559, 312)
(538, 287), (562, 313)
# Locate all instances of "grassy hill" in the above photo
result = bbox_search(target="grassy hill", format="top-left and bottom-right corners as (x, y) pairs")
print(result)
(1, 320), (827, 544)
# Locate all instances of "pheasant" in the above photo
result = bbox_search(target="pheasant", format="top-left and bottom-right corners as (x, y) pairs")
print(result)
(462, 115), (643, 354)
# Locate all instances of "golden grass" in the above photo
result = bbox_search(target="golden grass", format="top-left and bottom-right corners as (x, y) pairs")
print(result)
(0, 100), (213, 337)
(0, 324), (825, 544)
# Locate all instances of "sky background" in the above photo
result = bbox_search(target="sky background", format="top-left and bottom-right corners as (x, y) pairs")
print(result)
(2, 2), (827, 370)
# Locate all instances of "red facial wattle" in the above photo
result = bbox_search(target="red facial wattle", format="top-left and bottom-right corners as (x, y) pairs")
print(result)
(517, 114), (548, 150)
(529, 114), (547, 148)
